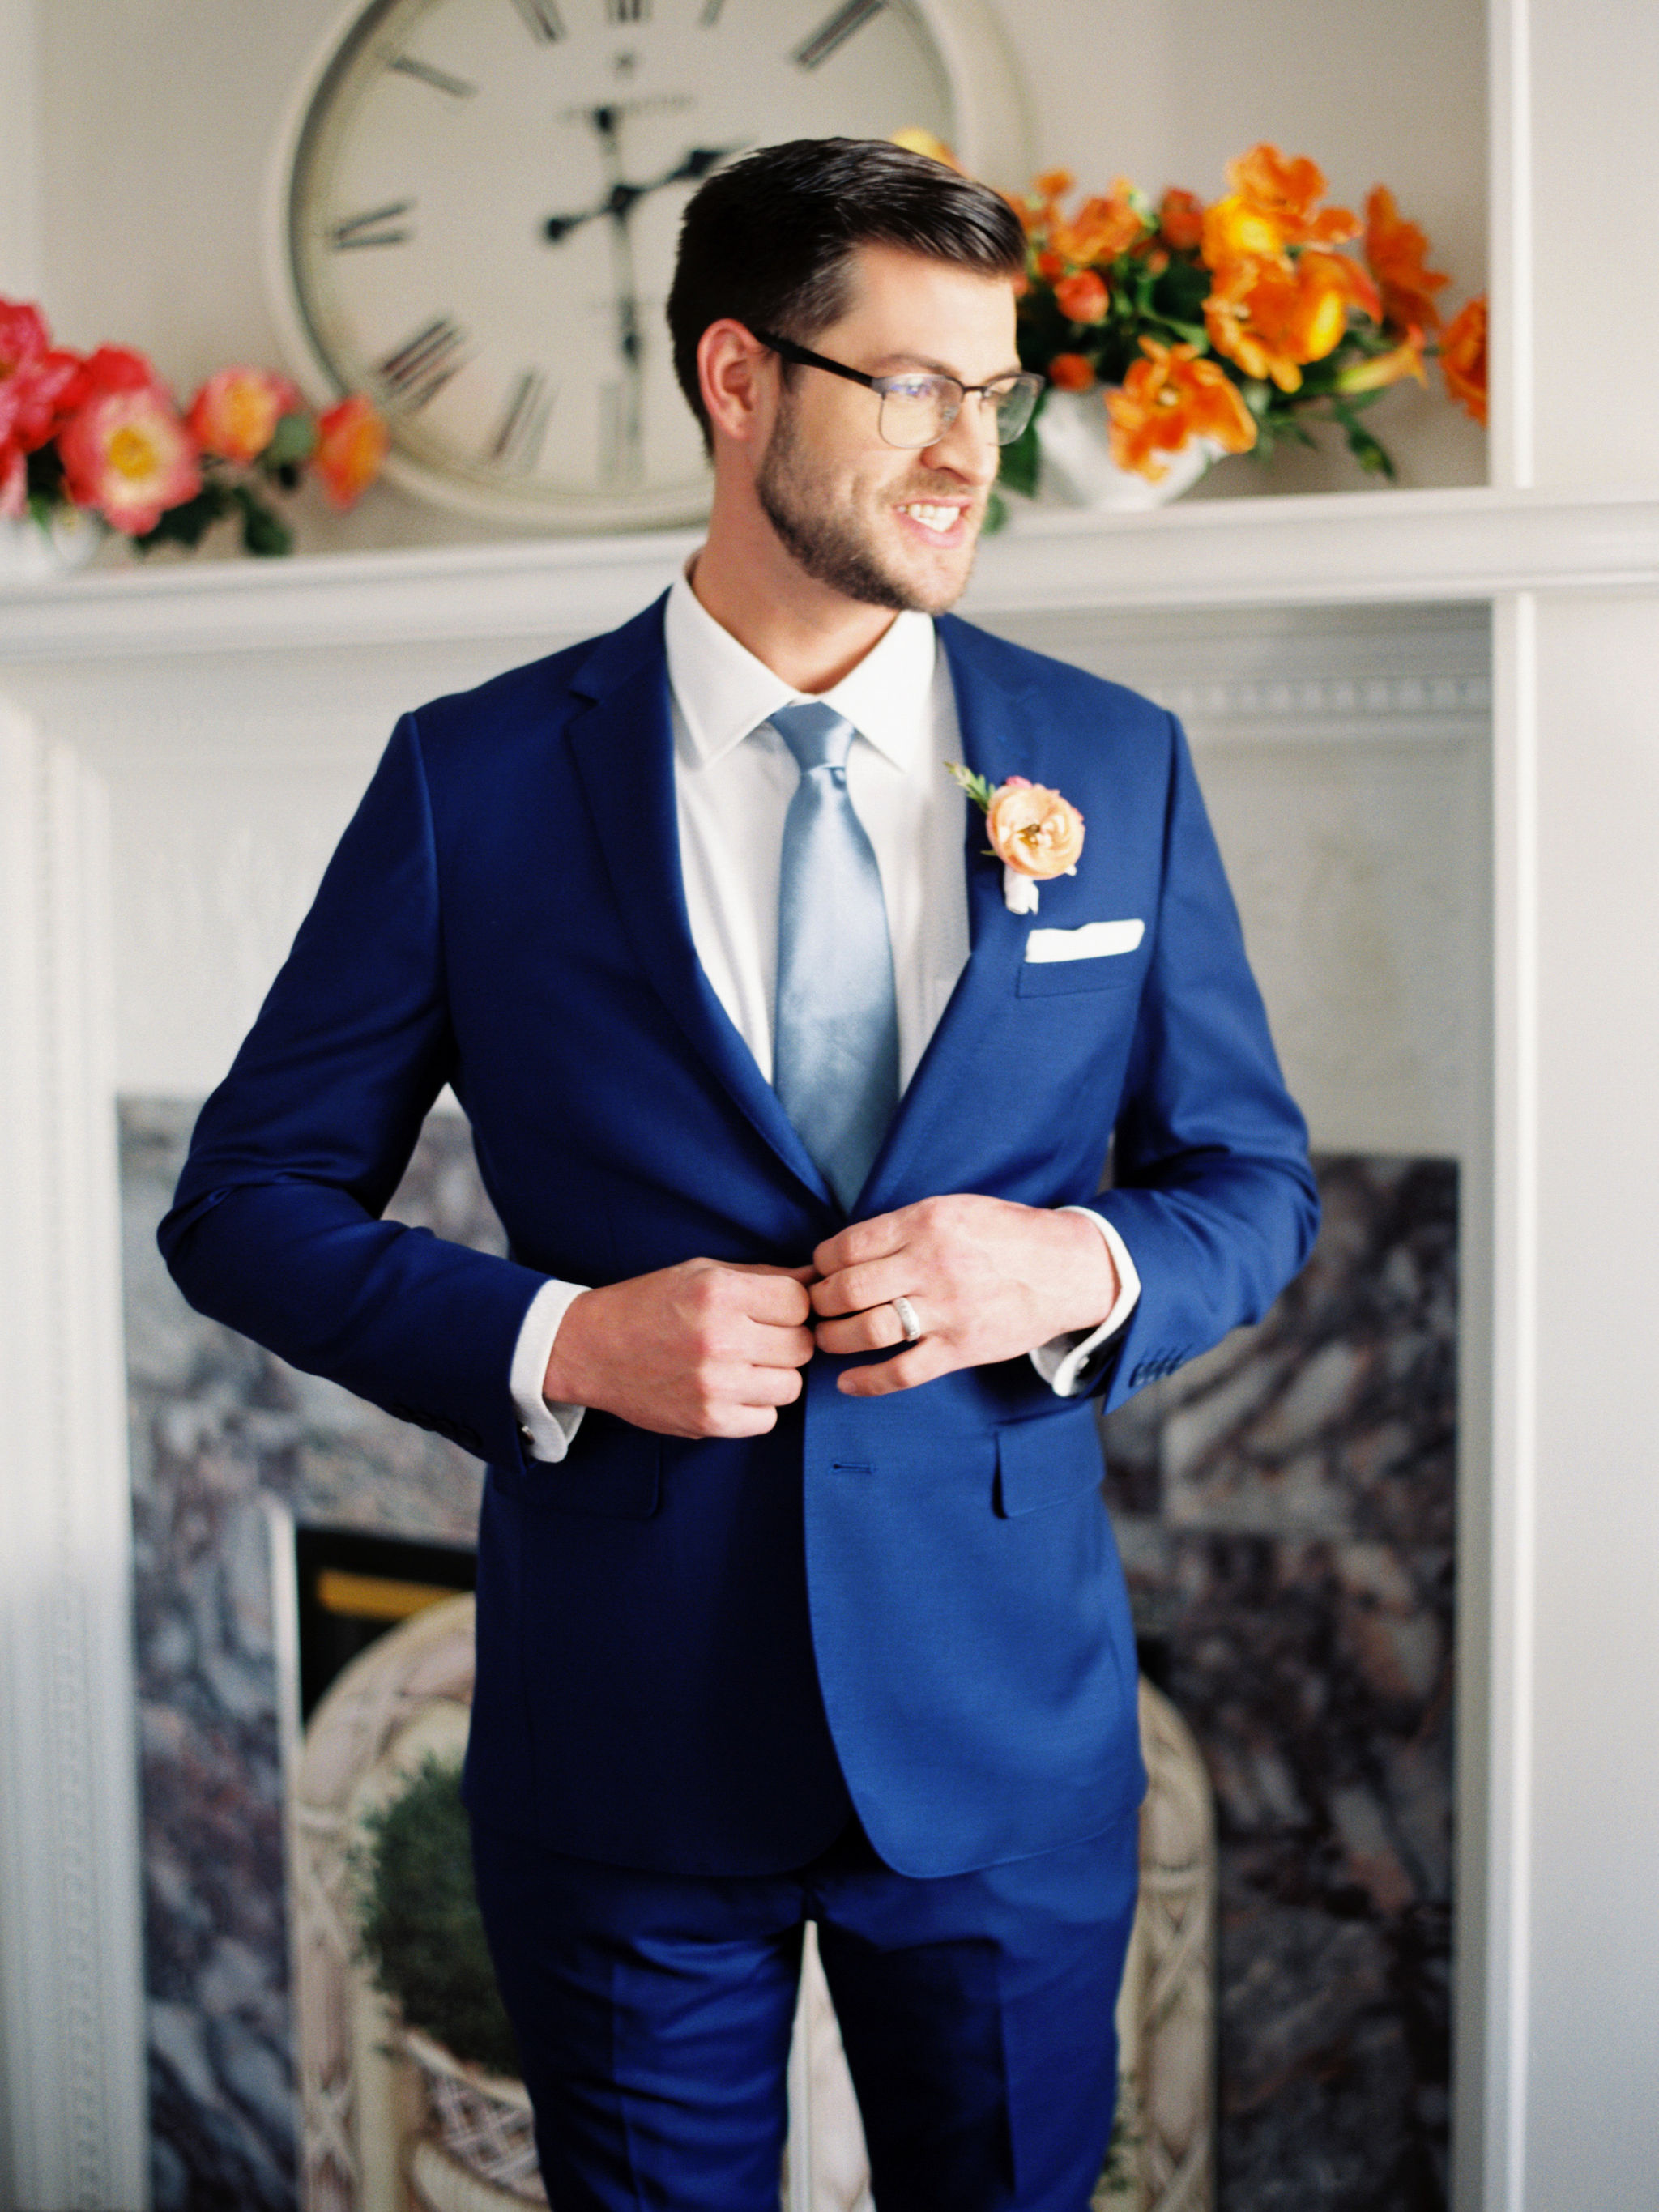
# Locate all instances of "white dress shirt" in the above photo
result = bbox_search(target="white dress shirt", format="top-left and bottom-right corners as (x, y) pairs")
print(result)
(510, 572), (1140, 1460)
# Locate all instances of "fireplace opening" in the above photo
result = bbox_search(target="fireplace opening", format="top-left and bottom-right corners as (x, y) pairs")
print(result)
(294, 1521), (476, 1721)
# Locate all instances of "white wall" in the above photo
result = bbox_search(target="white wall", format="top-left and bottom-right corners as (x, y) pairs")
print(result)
(30, 0), (1487, 558)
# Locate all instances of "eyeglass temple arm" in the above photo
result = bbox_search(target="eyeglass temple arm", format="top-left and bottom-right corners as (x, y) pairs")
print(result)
(750, 330), (878, 394)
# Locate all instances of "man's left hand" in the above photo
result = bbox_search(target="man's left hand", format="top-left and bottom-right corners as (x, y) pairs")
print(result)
(810, 1196), (1118, 1397)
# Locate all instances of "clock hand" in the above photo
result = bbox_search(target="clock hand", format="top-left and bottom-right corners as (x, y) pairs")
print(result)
(587, 102), (646, 485)
(540, 142), (744, 245)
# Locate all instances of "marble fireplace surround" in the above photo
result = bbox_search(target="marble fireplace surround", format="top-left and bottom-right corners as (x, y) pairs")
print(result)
(4, 479), (1659, 2212)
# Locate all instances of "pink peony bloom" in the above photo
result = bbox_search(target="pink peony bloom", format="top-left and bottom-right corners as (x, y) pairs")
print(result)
(59, 344), (155, 407)
(0, 295), (83, 514)
(187, 366), (305, 463)
(312, 393), (388, 509)
(0, 298), (52, 383)
(58, 381), (201, 535)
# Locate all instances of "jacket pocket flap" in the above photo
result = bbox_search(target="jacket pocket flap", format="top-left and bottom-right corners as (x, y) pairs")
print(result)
(996, 1416), (1105, 1518)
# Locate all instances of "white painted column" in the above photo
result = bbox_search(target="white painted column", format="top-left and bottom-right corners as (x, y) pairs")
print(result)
(0, 709), (149, 2212)
(1483, 0), (1659, 2206)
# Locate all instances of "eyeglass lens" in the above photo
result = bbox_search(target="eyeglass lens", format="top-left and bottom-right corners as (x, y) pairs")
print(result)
(876, 377), (1039, 450)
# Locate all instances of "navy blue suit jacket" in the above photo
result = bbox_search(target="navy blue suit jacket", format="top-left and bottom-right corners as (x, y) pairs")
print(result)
(160, 595), (1316, 1880)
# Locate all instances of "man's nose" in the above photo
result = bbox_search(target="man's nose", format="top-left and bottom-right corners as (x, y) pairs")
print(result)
(920, 393), (1001, 484)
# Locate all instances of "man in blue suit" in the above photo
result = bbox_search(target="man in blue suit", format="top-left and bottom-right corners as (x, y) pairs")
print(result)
(162, 140), (1316, 2210)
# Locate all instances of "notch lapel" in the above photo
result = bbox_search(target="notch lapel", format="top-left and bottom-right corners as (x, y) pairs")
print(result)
(565, 602), (834, 1207)
(857, 620), (1039, 1211)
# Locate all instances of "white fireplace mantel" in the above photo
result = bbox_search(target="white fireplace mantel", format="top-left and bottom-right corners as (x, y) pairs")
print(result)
(0, 484), (1656, 665)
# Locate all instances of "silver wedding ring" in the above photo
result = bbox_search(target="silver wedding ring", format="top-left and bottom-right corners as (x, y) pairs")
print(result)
(890, 1294), (923, 1345)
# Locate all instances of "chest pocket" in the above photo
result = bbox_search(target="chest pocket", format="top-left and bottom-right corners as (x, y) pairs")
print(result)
(1016, 918), (1147, 997)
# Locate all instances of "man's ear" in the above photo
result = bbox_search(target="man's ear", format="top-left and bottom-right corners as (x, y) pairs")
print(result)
(698, 320), (775, 448)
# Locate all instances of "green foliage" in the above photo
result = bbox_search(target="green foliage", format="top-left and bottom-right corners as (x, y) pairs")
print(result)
(264, 409), (318, 469)
(997, 407), (1042, 500)
(1331, 398), (1396, 478)
(352, 1753), (522, 2078)
(232, 484), (294, 556)
(134, 483), (234, 553)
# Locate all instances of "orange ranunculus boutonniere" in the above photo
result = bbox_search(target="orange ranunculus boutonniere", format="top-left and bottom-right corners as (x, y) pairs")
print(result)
(946, 764), (1085, 915)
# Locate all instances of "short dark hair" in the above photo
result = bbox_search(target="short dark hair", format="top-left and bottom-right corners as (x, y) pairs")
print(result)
(667, 137), (1026, 448)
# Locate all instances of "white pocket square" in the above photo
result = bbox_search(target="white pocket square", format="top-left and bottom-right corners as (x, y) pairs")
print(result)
(1023, 919), (1145, 964)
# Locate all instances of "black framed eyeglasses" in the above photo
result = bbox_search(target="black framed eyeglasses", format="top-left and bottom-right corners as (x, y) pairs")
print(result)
(752, 329), (1044, 450)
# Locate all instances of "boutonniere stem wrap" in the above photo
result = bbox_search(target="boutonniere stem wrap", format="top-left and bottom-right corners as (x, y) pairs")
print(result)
(946, 764), (1085, 914)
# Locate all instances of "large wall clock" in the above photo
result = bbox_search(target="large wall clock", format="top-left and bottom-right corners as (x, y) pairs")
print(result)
(266, 0), (1030, 531)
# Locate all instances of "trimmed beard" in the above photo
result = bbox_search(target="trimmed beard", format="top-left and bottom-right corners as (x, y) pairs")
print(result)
(754, 391), (979, 615)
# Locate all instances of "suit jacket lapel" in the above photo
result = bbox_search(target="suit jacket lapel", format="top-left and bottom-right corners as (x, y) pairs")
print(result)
(565, 599), (834, 1207)
(858, 618), (1039, 1211)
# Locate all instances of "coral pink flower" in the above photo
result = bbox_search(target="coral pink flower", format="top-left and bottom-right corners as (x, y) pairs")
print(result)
(187, 367), (305, 463)
(986, 774), (1086, 880)
(311, 394), (388, 510)
(58, 381), (201, 535)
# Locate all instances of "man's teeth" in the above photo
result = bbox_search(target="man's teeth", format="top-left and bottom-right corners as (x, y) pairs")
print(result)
(899, 503), (960, 535)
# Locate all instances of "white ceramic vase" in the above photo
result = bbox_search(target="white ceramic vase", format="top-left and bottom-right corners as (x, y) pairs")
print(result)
(1033, 387), (1219, 513)
(0, 506), (104, 582)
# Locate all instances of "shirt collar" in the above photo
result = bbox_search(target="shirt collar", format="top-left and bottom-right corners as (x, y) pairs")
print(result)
(665, 565), (937, 774)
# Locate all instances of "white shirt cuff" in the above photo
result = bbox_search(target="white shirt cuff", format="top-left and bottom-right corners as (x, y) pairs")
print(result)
(510, 1277), (591, 1464)
(1029, 1207), (1142, 1398)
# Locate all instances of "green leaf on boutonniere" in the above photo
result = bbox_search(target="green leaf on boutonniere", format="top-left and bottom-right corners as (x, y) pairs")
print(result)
(945, 761), (998, 813)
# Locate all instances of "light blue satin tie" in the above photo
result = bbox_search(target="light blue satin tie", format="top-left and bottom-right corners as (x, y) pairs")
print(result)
(769, 702), (899, 1211)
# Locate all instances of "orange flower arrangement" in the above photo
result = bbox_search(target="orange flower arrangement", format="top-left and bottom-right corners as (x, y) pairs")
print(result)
(1, 293), (388, 557)
(1363, 187), (1451, 335)
(1107, 340), (1256, 482)
(1439, 296), (1488, 424)
(1202, 250), (1381, 393)
(996, 140), (1486, 497)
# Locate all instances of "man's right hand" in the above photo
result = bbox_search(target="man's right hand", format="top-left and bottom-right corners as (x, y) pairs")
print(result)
(541, 1259), (817, 1439)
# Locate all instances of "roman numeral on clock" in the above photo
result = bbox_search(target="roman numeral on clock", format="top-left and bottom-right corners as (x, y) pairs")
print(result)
(607, 0), (650, 20)
(377, 318), (470, 409)
(791, 0), (885, 69)
(487, 371), (554, 475)
(330, 200), (416, 249)
(510, 0), (566, 40)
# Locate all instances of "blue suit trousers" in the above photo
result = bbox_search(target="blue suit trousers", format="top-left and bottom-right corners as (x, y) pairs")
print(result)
(469, 1809), (1140, 2212)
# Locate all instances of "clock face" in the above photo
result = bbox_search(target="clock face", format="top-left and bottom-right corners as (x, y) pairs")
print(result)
(277, 0), (962, 528)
